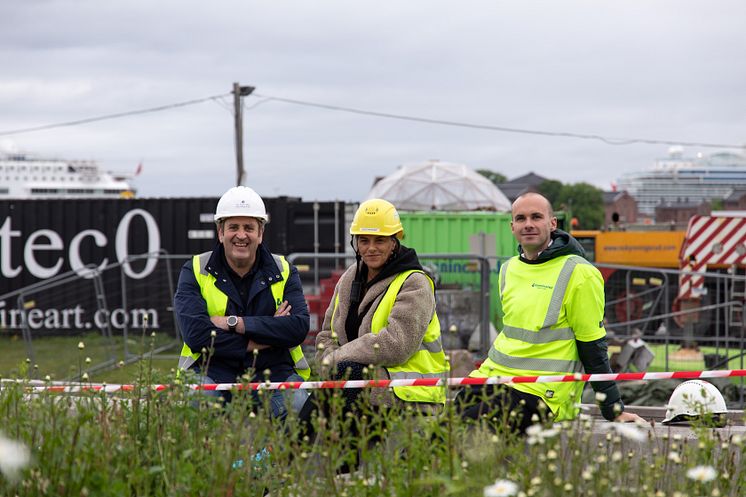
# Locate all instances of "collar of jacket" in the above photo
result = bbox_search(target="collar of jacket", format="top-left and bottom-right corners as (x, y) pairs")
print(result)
(517, 229), (587, 265)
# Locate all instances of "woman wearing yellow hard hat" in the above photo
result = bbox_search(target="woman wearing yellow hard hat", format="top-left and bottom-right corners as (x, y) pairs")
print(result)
(296, 198), (449, 469)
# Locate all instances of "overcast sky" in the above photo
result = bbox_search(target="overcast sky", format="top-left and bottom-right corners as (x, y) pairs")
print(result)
(1, 1), (744, 202)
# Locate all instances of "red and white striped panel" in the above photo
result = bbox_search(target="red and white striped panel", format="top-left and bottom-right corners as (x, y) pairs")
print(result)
(678, 214), (746, 299)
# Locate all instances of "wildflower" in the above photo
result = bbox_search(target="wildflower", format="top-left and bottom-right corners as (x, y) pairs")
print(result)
(611, 451), (622, 462)
(483, 479), (518, 497)
(686, 465), (717, 482)
(85, 357), (91, 364)
(595, 391), (607, 402)
(547, 450), (557, 460)
(81, 373), (89, 381)
(210, 330), (217, 338)
(0, 433), (31, 481)
(610, 422), (646, 442)
(668, 451), (681, 464)
(731, 434), (743, 446)
(150, 331), (156, 337)
(581, 470), (592, 481)
(525, 424), (558, 445)
(77, 341), (85, 350)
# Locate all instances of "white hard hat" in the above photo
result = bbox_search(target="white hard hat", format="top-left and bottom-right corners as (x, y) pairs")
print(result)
(662, 379), (727, 426)
(214, 186), (268, 223)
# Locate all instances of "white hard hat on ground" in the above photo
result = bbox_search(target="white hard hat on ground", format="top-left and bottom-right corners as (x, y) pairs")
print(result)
(214, 186), (268, 223)
(662, 379), (727, 426)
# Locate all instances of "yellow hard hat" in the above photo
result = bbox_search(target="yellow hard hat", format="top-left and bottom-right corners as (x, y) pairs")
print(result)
(350, 199), (404, 239)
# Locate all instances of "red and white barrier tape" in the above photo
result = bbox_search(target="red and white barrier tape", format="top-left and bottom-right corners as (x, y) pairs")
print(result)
(12, 369), (746, 394)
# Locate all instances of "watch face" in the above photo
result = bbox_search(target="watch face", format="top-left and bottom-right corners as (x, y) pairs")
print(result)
(227, 316), (238, 327)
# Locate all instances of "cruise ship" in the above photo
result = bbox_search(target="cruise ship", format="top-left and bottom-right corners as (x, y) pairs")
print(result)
(618, 147), (746, 217)
(0, 152), (136, 199)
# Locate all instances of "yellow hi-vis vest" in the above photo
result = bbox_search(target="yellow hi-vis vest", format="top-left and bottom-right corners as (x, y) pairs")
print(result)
(471, 255), (605, 421)
(332, 270), (449, 404)
(178, 252), (311, 380)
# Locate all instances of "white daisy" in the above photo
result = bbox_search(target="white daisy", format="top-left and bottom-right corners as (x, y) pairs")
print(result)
(484, 479), (519, 497)
(686, 465), (717, 482)
(0, 433), (30, 481)
(610, 422), (647, 442)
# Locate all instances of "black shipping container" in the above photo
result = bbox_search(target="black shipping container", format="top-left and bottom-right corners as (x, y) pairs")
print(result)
(0, 197), (346, 335)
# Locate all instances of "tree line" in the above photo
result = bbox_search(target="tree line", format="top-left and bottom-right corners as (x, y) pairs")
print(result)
(477, 170), (604, 230)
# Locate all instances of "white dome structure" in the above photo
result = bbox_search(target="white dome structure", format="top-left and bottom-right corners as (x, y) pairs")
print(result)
(367, 160), (511, 211)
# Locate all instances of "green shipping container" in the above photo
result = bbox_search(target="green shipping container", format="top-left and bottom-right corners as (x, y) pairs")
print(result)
(399, 211), (515, 328)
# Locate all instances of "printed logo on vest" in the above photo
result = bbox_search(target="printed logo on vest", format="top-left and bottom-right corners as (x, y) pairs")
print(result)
(531, 282), (553, 290)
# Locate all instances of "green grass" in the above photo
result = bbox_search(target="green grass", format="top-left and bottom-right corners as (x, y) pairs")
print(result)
(0, 331), (178, 383)
(646, 344), (746, 372)
(0, 339), (744, 496)
(0, 376), (744, 496)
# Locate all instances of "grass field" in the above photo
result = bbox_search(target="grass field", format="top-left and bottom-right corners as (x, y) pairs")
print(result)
(1, 335), (745, 495)
(0, 331), (178, 384)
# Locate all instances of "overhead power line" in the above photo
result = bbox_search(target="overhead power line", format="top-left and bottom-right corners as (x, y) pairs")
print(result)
(0, 88), (742, 150)
(0, 93), (231, 137)
(252, 92), (743, 150)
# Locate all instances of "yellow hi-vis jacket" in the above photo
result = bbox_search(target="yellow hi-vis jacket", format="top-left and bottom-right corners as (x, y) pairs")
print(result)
(332, 269), (449, 404)
(471, 254), (606, 421)
(178, 252), (310, 380)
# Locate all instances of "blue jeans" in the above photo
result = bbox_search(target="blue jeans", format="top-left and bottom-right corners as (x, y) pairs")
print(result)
(193, 373), (309, 419)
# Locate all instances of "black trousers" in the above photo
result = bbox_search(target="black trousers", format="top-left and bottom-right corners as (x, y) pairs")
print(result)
(297, 361), (386, 472)
(454, 384), (548, 435)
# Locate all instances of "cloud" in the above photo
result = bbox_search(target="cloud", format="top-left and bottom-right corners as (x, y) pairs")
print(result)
(0, 0), (744, 201)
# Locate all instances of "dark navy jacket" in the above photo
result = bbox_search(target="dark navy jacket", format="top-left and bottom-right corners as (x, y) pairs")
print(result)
(174, 242), (310, 383)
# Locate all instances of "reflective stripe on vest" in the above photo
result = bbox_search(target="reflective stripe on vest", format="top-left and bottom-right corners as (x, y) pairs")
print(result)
(370, 270), (449, 405)
(178, 252), (310, 380)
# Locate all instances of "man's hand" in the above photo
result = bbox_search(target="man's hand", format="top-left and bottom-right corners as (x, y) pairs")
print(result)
(614, 411), (647, 424)
(274, 300), (291, 317)
(210, 315), (228, 330)
(247, 340), (270, 352)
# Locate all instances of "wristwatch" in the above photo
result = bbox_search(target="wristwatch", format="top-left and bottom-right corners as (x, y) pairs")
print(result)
(226, 315), (239, 333)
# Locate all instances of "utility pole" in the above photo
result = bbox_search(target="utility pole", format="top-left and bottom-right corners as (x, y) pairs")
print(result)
(233, 82), (255, 186)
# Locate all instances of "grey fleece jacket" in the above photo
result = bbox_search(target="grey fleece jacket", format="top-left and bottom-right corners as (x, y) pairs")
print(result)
(315, 263), (436, 370)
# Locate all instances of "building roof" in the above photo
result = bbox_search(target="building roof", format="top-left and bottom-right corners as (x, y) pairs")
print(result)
(602, 190), (632, 204)
(504, 172), (549, 186)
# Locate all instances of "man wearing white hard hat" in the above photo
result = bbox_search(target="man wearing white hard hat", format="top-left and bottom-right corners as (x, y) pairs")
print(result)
(174, 186), (311, 418)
